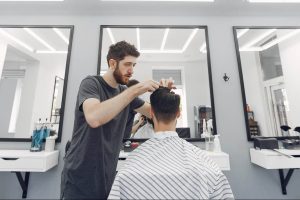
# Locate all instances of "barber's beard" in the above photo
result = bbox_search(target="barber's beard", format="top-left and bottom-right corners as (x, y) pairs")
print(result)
(113, 63), (128, 85)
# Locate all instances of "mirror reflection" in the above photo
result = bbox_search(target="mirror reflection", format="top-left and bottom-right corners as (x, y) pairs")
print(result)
(100, 26), (216, 140)
(0, 26), (73, 141)
(234, 27), (300, 140)
(50, 76), (64, 124)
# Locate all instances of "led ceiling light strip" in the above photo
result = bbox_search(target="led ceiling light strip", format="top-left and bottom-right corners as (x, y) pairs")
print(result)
(140, 49), (182, 53)
(36, 50), (67, 54)
(0, 29), (34, 52)
(24, 28), (55, 51)
(139, 28), (198, 54)
(53, 28), (69, 45)
(181, 28), (198, 52)
(160, 28), (169, 51)
(261, 29), (300, 50)
(136, 28), (141, 51)
(101, 0), (214, 2)
(106, 28), (116, 44)
(240, 29), (276, 50)
(237, 29), (249, 38)
(199, 42), (206, 53)
(239, 29), (300, 52)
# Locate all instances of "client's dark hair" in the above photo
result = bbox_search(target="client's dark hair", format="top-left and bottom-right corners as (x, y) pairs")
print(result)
(150, 87), (180, 123)
(106, 41), (140, 66)
(126, 79), (139, 88)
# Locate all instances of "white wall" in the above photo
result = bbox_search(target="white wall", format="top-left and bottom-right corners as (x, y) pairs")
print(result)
(0, 42), (7, 78)
(184, 61), (210, 137)
(14, 63), (39, 138)
(0, 53), (67, 138)
(1, 14), (300, 199)
(0, 79), (17, 137)
(240, 51), (272, 136)
(30, 54), (67, 133)
(278, 32), (300, 132)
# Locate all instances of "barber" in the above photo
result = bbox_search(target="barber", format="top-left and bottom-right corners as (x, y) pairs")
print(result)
(61, 41), (173, 199)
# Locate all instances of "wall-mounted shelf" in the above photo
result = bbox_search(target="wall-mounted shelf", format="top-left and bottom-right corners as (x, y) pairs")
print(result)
(0, 150), (59, 198)
(250, 148), (300, 195)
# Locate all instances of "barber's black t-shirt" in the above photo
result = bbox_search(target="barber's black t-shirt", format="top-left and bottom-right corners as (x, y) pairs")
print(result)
(61, 76), (144, 199)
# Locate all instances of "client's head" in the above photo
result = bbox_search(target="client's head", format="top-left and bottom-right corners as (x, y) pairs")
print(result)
(150, 87), (180, 131)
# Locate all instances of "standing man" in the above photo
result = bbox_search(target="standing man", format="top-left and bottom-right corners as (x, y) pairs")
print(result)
(61, 41), (168, 199)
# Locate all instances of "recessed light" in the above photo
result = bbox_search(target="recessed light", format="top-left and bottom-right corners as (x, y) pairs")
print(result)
(106, 28), (116, 44)
(53, 28), (69, 45)
(0, 29), (34, 52)
(24, 28), (56, 51)
(248, 0), (300, 3)
(0, 0), (64, 1)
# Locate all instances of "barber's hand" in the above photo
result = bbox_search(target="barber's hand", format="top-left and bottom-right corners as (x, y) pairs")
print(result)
(133, 80), (160, 96)
(160, 78), (176, 89)
(138, 115), (145, 125)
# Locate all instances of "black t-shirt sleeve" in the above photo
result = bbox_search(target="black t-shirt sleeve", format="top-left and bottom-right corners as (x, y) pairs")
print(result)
(130, 97), (145, 111)
(78, 76), (100, 112)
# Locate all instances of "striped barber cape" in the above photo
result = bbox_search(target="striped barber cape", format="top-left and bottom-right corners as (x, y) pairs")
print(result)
(108, 131), (234, 200)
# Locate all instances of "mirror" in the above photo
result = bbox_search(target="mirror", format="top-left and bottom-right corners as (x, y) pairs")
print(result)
(50, 76), (64, 124)
(99, 25), (216, 141)
(0, 25), (74, 142)
(233, 27), (300, 140)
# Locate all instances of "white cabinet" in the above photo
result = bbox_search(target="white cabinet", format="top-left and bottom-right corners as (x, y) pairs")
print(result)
(0, 150), (59, 198)
(0, 150), (59, 172)
(250, 148), (300, 169)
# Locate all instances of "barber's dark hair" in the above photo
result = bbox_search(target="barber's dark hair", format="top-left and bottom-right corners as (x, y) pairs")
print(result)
(150, 87), (180, 123)
(126, 79), (139, 88)
(106, 41), (140, 66)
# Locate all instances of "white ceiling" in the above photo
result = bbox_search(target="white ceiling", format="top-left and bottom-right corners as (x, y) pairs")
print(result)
(0, 27), (70, 60)
(0, 27), (70, 72)
(236, 28), (300, 52)
(100, 27), (207, 68)
(0, 0), (300, 16)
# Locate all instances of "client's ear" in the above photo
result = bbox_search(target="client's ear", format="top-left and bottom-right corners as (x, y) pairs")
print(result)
(176, 109), (181, 118)
(150, 107), (154, 119)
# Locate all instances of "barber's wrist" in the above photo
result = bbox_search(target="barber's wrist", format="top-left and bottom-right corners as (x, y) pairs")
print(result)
(126, 85), (140, 98)
(124, 86), (139, 100)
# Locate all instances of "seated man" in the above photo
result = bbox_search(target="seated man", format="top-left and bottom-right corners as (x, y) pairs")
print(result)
(109, 87), (234, 199)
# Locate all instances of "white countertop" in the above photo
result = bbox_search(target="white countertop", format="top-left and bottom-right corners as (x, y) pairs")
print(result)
(0, 149), (59, 172)
(250, 148), (300, 169)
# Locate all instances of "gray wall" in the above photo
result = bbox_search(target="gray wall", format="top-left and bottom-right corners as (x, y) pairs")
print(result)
(0, 14), (300, 199)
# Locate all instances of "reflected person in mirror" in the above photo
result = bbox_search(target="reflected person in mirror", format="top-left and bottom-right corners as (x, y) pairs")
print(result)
(109, 87), (234, 199)
(60, 41), (174, 199)
(132, 115), (155, 138)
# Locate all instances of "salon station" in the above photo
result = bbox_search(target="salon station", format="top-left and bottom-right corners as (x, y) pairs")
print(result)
(1, 0), (300, 199)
